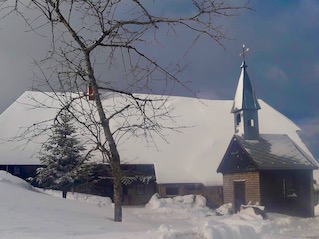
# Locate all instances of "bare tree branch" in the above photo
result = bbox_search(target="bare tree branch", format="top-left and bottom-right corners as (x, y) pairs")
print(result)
(0, 0), (250, 222)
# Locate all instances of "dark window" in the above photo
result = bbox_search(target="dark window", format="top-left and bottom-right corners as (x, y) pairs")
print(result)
(13, 167), (20, 175)
(236, 114), (241, 125)
(136, 183), (145, 195)
(185, 184), (203, 191)
(283, 178), (297, 198)
(185, 185), (196, 191)
(166, 187), (178, 196)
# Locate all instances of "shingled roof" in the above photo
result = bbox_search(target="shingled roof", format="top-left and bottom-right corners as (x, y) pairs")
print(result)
(236, 134), (319, 170)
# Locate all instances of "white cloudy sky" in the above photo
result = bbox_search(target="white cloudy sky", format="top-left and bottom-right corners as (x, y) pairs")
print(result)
(0, 0), (318, 158)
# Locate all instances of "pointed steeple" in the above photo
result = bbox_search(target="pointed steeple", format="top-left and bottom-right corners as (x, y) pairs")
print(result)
(231, 61), (261, 113)
(232, 45), (261, 140)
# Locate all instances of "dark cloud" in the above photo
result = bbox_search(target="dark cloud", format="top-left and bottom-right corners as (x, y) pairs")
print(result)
(297, 116), (319, 159)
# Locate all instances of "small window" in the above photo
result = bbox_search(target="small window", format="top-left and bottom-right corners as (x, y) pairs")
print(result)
(236, 114), (241, 125)
(248, 119), (255, 127)
(166, 187), (178, 196)
(185, 184), (202, 191)
(13, 167), (20, 175)
(283, 178), (297, 198)
(136, 183), (145, 195)
(185, 185), (196, 191)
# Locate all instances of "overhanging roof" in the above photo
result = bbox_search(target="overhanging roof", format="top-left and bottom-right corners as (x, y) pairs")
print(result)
(236, 134), (318, 170)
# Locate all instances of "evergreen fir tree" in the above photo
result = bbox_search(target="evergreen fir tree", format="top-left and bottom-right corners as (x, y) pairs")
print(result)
(36, 110), (88, 198)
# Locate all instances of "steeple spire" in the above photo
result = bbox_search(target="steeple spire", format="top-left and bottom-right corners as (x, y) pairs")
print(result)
(231, 45), (260, 113)
(231, 45), (261, 140)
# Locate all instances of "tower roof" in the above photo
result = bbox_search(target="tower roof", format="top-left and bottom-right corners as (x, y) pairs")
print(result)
(231, 61), (261, 113)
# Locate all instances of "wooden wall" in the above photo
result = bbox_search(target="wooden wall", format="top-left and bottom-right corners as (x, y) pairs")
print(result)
(124, 181), (157, 205)
(157, 183), (223, 207)
(260, 170), (315, 217)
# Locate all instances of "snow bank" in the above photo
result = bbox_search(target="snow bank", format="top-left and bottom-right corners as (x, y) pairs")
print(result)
(151, 224), (195, 239)
(148, 217), (264, 239)
(0, 170), (34, 191)
(143, 194), (214, 222)
(215, 203), (233, 216)
(2, 171), (319, 238)
(265, 214), (319, 238)
(237, 207), (264, 221)
(40, 189), (113, 207)
(196, 208), (265, 239)
(144, 194), (266, 239)
(196, 220), (261, 239)
(0, 170), (113, 208)
(315, 204), (319, 216)
(146, 194), (207, 209)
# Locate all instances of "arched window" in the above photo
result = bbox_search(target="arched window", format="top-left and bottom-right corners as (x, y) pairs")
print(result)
(248, 119), (255, 127)
(236, 114), (241, 125)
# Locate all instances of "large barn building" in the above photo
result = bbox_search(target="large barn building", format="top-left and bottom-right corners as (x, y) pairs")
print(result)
(0, 59), (317, 215)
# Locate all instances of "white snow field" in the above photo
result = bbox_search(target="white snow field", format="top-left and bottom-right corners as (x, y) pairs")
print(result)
(1, 171), (319, 239)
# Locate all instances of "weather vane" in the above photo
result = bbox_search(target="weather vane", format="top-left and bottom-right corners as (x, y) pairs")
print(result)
(240, 44), (250, 61)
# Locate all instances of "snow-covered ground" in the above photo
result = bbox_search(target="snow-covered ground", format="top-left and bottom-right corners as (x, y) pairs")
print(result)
(1, 171), (319, 239)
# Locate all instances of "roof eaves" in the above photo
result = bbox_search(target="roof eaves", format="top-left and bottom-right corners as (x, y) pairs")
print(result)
(217, 135), (236, 173)
(288, 137), (319, 169)
(240, 134), (318, 170)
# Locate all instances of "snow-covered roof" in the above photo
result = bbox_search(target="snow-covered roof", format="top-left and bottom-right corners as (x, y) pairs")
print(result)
(236, 134), (318, 170)
(0, 91), (316, 186)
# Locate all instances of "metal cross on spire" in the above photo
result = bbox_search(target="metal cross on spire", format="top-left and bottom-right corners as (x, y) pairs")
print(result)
(239, 44), (250, 61)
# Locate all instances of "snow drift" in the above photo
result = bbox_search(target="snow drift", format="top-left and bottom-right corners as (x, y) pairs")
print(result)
(1, 171), (319, 238)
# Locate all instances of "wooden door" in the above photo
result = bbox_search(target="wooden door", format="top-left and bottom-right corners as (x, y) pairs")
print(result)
(234, 181), (246, 213)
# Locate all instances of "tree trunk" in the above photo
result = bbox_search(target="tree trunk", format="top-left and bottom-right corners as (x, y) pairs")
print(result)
(84, 52), (123, 222)
(62, 190), (67, 198)
(112, 161), (123, 222)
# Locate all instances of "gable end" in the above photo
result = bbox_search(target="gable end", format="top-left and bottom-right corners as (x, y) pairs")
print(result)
(217, 136), (258, 174)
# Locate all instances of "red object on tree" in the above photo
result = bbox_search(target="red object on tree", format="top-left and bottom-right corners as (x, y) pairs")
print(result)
(88, 83), (94, 100)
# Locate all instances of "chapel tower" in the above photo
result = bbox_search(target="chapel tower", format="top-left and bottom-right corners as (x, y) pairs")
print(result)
(231, 46), (261, 140)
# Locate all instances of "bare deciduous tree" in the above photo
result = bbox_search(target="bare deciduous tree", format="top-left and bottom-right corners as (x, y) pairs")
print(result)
(0, 0), (249, 222)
